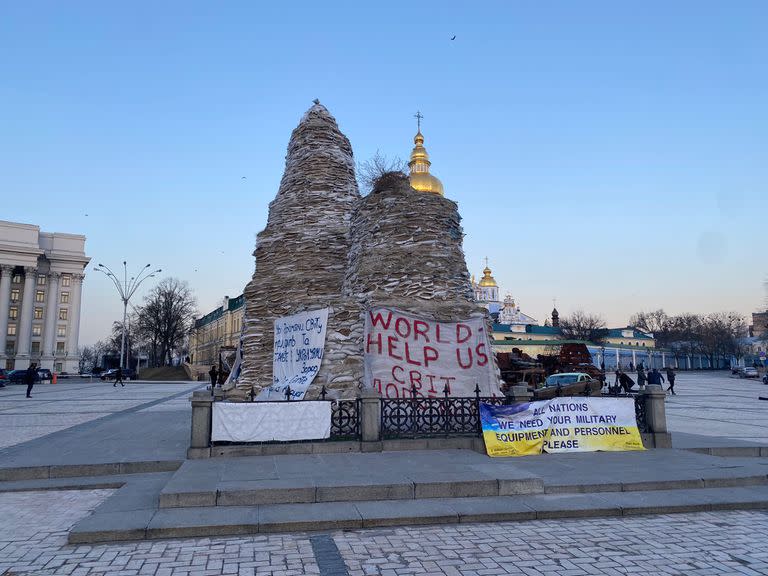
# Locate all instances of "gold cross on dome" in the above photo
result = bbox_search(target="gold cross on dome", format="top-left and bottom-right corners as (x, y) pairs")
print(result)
(414, 111), (423, 131)
(484, 256), (489, 268)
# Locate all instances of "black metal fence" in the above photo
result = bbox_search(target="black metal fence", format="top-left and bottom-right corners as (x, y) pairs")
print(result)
(380, 384), (504, 439)
(379, 384), (650, 439)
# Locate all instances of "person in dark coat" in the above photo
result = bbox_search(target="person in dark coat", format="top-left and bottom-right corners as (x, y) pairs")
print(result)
(209, 366), (218, 388)
(113, 367), (124, 387)
(25, 363), (37, 398)
(647, 368), (665, 386)
(618, 372), (636, 393)
(665, 367), (676, 395)
(637, 366), (647, 388)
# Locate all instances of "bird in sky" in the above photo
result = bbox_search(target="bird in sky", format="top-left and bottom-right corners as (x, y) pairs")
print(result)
(241, 176), (247, 179)
(450, 35), (456, 40)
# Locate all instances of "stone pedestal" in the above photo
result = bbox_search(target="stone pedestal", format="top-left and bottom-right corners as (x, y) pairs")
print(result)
(643, 384), (672, 448)
(188, 391), (213, 458)
(358, 388), (382, 452)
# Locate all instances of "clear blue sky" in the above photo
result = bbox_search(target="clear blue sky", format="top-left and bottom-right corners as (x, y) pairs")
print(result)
(1, 1), (766, 345)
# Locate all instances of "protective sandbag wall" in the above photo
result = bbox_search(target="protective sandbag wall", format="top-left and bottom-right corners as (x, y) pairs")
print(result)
(344, 173), (480, 320)
(236, 103), (361, 399)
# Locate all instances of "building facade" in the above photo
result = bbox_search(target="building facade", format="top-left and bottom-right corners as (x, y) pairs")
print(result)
(0, 221), (89, 372)
(188, 294), (245, 367)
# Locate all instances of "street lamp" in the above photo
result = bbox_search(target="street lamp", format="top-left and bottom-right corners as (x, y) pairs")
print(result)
(95, 262), (162, 369)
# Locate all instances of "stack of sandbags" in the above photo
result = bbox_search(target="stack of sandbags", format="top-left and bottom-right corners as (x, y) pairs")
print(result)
(344, 173), (480, 321)
(235, 103), (361, 399)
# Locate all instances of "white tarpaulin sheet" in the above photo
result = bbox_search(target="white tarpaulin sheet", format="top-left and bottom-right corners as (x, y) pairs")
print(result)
(257, 308), (329, 401)
(364, 307), (500, 398)
(212, 401), (332, 442)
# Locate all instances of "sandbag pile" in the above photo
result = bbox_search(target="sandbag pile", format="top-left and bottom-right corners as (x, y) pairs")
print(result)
(235, 103), (361, 399)
(343, 173), (480, 322)
(236, 105), (501, 400)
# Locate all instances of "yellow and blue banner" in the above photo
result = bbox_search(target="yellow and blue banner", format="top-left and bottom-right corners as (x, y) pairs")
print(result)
(480, 397), (645, 457)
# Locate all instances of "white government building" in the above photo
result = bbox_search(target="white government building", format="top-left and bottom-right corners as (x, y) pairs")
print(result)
(0, 220), (89, 373)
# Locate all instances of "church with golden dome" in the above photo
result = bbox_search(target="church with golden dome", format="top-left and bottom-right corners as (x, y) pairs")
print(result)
(408, 112), (444, 196)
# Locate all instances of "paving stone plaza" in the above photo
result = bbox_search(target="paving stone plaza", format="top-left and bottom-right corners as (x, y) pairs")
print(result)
(1, 371), (768, 575)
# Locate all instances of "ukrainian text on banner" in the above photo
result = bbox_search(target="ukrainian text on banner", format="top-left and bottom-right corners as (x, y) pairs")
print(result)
(480, 397), (645, 457)
(364, 307), (499, 398)
(256, 308), (329, 401)
(212, 402), (331, 442)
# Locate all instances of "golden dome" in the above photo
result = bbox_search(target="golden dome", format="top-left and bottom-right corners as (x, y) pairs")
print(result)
(409, 130), (444, 196)
(478, 266), (498, 287)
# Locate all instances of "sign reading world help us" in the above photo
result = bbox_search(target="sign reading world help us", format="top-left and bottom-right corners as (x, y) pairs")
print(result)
(480, 397), (645, 457)
(364, 307), (499, 398)
(256, 308), (329, 401)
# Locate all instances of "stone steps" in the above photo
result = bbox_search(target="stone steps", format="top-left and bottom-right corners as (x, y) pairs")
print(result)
(68, 485), (768, 543)
(157, 469), (768, 509)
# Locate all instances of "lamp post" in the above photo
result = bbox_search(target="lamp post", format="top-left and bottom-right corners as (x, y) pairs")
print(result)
(95, 262), (161, 369)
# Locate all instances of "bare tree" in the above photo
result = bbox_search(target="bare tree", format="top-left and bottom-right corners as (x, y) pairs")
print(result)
(629, 309), (674, 348)
(357, 150), (408, 193)
(135, 278), (197, 366)
(78, 345), (95, 373)
(559, 310), (608, 343)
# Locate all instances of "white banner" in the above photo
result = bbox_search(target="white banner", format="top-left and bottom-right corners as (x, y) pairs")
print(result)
(364, 307), (500, 398)
(212, 401), (331, 442)
(257, 308), (329, 401)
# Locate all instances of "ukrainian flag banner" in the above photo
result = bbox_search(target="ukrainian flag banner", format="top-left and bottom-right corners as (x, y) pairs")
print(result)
(480, 397), (645, 457)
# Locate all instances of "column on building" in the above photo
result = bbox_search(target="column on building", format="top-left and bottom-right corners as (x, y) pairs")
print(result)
(41, 271), (60, 369)
(0, 265), (13, 361)
(65, 273), (84, 371)
(15, 266), (37, 369)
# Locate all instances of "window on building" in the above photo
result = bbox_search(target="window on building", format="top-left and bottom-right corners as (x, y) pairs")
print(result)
(34, 307), (43, 320)
(57, 326), (66, 337)
(9, 307), (17, 320)
(10, 289), (19, 302)
(7, 324), (16, 336)
(5, 342), (13, 355)
(55, 362), (62, 372)
(37, 275), (46, 285)
(32, 325), (42, 337)
(31, 341), (40, 354)
(12, 274), (21, 284)
(61, 276), (71, 287)
(35, 290), (45, 303)
(56, 341), (65, 353)
(60, 292), (69, 304)
(59, 308), (68, 321)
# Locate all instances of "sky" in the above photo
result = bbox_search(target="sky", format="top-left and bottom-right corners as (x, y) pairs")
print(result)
(1, 1), (766, 346)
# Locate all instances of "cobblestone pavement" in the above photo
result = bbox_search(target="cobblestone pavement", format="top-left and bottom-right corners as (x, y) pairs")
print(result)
(0, 380), (200, 450)
(661, 371), (768, 444)
(4, 490), (768, 575)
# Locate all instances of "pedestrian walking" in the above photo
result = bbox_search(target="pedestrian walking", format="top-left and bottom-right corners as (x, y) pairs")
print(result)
(209, 365), (218, 388)
(637, 366), (647, 388)
(25, 363), (37, 398)
(113, 367), (124, 387)
(647, 368), (665, 386)
(666, 367), (676, 395)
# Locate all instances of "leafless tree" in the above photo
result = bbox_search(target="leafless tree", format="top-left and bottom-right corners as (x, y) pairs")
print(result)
(629, 309), (674, 348)
(559, 310), (608, 343)
(135, 278), (197, 366)
(357, 150), (408, 193)
(78, 345), (96, 373)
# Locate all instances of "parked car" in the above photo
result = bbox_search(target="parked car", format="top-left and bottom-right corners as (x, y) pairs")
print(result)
(544, 372), (596, 387)
(741, 367), (759, 379)
(37, 368), (52, 381)
(100, 368), (137, 381)
(0, 368), (7, 386)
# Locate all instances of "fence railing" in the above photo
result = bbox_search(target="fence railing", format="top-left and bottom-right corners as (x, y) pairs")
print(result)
(379, 384), (650, 439)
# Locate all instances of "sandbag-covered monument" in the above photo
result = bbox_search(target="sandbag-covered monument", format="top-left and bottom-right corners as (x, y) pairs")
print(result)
(231, 101), (501, 401)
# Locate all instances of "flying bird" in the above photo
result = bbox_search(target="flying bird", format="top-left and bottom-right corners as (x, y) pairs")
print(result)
(241, 176), (247, 179)
(450, 35), (456, 40)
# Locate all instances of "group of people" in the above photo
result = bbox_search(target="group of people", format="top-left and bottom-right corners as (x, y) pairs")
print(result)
(611, 364), (677, 395)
